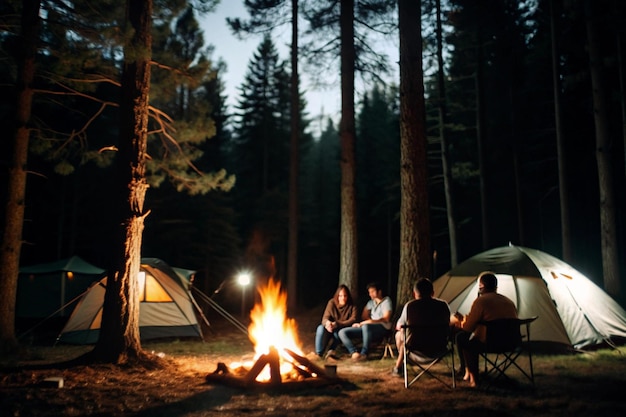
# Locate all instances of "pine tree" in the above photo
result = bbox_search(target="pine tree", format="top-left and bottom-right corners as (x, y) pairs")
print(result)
(231, 35), (292, 287)
(91, 0), (153, 364)
(357, 85), (400, 297)
(397, 0), (430, 307)
(0, 0), (41, 355)
(299, 117), (341, 305)
(301, 0), (396, 300)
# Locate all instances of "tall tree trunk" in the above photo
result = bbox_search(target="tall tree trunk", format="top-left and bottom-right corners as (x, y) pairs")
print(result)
(0, 0), (40, 355)
(550, 0), (572, 261)
(615, 4), (626, 181)
(91, 0), (152, 363)
(585, 1), (620, 297)
(435, 0), (458, 267)
(397, 0), (430, 307)
(511, 85), (524, 246)
(287, 0), (299, 312)
(338, 0), (358, 299)
(475, 28), (489, 250)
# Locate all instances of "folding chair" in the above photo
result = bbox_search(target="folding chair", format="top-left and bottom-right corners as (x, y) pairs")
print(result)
(380, 328), (395, 360)
(479, 316), (537, 387)
(402, 324), (456, 389)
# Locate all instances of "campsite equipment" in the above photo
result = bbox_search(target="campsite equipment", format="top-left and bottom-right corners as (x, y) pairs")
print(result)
(57, 258), (203, 344)
(401, 323), (456, 389)
(433, 245), (626, 350)
(478, 316), (537, 388)
(17, 256), (105, 318)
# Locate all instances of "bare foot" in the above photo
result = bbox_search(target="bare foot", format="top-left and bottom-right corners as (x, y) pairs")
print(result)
(468, 373), (477, 387)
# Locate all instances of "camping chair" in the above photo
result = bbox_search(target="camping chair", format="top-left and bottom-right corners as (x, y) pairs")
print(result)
(379, 328), (395, 360)
(402, 324), (456, 389)
(479, 316), (537, 387)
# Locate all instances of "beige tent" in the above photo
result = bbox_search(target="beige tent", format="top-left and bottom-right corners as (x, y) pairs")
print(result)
(434, 245), (626, 350)
(57, 258), (202, 344)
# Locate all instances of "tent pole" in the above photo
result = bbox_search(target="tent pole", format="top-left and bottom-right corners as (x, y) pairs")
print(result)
(192, 287), (248, 335)
(17, 288), (90, 344)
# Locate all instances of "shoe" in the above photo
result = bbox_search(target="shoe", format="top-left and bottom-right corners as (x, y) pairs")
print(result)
(391, 366), (402, 377)
(351, 352), (361, 361)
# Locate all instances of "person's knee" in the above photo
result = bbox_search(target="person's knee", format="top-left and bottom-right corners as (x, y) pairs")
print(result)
(395, 330), (403, 348)
(337, 328), (351, 340)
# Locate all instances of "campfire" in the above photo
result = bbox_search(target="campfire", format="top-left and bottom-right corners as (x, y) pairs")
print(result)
(206, 279), (339, 388)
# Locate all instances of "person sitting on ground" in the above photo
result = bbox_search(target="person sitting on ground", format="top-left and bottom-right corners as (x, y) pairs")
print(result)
(450, 271), (518, 387)
(392, 278), (451, 377)
(338, 282), (393, 361)
(314, 284), (358, 359)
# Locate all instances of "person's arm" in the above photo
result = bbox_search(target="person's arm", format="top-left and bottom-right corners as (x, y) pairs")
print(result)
(377, 297), (393, 324)
(461, 299), (483, 333)
(361, 298), (393, 325)
(376, 309), (392, 324)
(396, 304), (408, 330)
(321, 300), (334, 325)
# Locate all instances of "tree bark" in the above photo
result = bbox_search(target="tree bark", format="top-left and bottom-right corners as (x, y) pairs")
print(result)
(550, 0), (572, 263)
(397, 0), (430, 307)
(585, 1), (620, 297)
(435, 0), (458, 267)
(338, 0), (358, 299)
(475, 27), (489, 250)
(91, 0), (152, 363)
(0, 0), (41, 355)
(550, 0), (572, 262)
(287, 0), (299, 312)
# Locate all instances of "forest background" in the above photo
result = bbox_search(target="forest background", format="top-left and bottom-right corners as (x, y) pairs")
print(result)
(1, 0), (625, 325)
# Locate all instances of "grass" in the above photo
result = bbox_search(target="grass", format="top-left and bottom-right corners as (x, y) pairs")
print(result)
(3, 313), (626, 416)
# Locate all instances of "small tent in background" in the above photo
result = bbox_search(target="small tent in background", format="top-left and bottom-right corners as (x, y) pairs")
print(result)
(433, 245), (626, 350)
(17, 256), (105, 318)
(57, 258), (203, 344)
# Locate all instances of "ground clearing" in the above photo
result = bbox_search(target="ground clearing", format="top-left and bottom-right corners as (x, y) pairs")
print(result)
(2, 311), (626, 417)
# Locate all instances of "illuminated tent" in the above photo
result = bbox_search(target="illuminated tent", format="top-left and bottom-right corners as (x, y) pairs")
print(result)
(433, 245), (626, 350)
(57, 258), (202, 344)
(17, 256), (105, 318)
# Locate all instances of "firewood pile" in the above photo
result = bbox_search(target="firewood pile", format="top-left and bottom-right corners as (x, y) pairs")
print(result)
(205, 347), (342, 389)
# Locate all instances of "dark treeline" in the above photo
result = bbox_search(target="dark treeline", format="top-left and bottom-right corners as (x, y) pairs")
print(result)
(1, 0), (625, 319)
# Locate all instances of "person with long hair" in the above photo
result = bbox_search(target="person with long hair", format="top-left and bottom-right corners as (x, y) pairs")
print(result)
(314, 284), (358, 359)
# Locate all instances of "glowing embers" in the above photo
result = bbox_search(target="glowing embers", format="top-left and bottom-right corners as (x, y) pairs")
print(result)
(206, 279), (338, 388)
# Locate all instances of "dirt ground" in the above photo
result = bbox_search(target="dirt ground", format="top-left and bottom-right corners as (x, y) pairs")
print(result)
(2, 310), (626, 417)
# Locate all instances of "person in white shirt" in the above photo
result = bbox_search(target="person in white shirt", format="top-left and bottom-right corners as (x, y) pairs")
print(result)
(338, 282), (393, 361)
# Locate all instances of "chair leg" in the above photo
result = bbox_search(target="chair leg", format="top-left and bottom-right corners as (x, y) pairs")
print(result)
(381, 341), (395, 360)
(481, 349), (534, 388)
(403, 347), (409, 388)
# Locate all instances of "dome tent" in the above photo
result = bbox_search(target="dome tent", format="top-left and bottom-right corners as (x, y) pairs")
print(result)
(57, 258), (202, 344)
(433, 245), (626, 350)
(17, 256), (105, 318)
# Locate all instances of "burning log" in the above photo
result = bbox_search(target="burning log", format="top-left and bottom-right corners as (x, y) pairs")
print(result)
(283, 348), (328, 377)
(243, 347), (282, 386)
(205, 347), (342, 389)
(205, 279), (344, 390)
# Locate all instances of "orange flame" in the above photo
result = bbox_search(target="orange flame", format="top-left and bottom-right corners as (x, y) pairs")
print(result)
(248, 278), (302, 357)
(243, 278), (305, 381)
